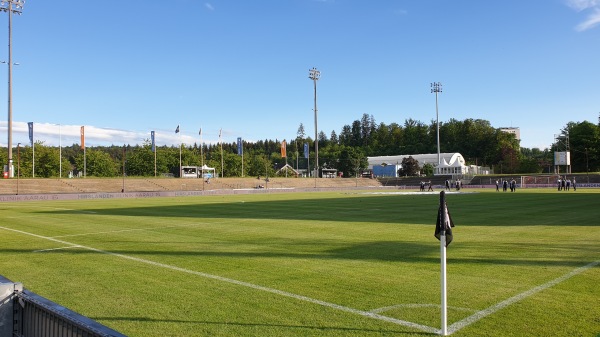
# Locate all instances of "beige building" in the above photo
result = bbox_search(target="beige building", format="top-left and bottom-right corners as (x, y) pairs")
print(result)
(499, 127), (520, 141)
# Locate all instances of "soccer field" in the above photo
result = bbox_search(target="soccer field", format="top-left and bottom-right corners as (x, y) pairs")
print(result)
(1, 189), (599, 336)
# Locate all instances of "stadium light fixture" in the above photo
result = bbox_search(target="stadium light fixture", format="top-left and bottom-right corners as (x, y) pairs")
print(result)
(309, 67), (320, 185)
(431, 82), (442, 168)
(0, 0), (25, 179)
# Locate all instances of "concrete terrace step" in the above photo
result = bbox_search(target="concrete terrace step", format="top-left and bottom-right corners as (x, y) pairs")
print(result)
(0, 177), (383, 195)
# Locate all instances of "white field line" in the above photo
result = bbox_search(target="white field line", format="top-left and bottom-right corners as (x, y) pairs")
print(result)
(448, 259), (600, 335)
(371, 303), (475, 314)
(50, 209), (98, 214)
(362, 191), (477, 195)
(0, 225), (438, 334)
(52, 223), (205, 238)
(33, 245), (82, 253)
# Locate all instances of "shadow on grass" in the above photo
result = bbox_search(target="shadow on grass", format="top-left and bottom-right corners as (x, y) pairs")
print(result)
(6, 240), (596, 267)
(91, 316), (433, 336)
(35, 193), (600, 226)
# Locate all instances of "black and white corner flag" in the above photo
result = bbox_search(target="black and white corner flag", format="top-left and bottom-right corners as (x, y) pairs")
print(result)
(435, 194), (455, 247)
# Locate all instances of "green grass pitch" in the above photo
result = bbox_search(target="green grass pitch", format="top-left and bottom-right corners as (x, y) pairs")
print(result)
(1, 189), (599, 336)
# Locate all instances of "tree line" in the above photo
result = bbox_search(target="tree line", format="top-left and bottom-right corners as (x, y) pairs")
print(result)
(2, 114), (598, 178)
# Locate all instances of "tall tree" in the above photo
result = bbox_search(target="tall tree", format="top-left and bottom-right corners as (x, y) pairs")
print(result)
(563, 121), (600, 172)
(297, 123), (306, 141)
(126, 145), (155, 176)
(398, 156), (420, 176)
(338, 125), (352, 146)
(337, 146), (367, 178)
(330, 130), (338, 144)
(75, 148), (119, 177)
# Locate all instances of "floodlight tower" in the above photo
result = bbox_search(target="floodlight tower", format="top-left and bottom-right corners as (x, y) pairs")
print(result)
(431, 82), (442, 168)
(0, 0), (24, 178)
(309, 67), (320, 183)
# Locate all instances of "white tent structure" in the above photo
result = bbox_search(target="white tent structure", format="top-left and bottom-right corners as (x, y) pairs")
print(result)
(181, 165), (217, 178)
(368, 153), (468, 176)
(276, 163), (299, 177)
(200, 165), (216, 178)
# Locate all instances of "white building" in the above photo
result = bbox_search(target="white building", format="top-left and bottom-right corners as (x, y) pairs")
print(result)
(367, 153), (469, 176)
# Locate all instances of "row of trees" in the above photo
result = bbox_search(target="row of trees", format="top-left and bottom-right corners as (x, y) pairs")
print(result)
(1, 115), (599, 178)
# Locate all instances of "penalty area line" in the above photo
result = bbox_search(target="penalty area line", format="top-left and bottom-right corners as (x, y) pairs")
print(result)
(448, 259), (600, 335)
(0, 225), (438, 334)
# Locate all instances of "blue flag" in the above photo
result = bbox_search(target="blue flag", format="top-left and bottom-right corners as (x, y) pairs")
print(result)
(151, 131), (156, 152)
(304, 143), (309, 159)
(237, 137), (243, 156)
(28, 122), (33, 146)
(175, 125), (180, 133)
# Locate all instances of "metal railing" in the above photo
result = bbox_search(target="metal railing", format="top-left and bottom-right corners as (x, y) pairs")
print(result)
(1, 276), (127, 337)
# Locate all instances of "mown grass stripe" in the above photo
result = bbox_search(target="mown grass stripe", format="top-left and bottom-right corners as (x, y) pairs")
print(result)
(0, 225), (439, 334)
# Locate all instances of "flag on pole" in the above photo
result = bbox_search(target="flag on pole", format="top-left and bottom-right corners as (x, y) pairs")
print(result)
(435, 196), (455, 247)
(281, 140), (287, 158)
(80, 126), (85, 150)
(199, 128), (202, 136)
(151, 131), (156, 152)
(219, 128), (222, 140)
(28, 122), (33, 147)
(304, 143), (309, 159)
(237, 137), (243, 156)
(175, 125), (180, 133)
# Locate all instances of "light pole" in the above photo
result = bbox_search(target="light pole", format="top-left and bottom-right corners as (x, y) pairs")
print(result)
(585, 148), (589, 176)
(309, 67), (320, 186)
(1, 0), (24, 178)
(219, 128), (223, 178)
(265, 161), (269, 189)
(431, 82), (442, 169)
(200, 128), (204, 191)
(58, 124), (62, 178)
(16, 142), (19, 194)
(122, 145), (126, 193)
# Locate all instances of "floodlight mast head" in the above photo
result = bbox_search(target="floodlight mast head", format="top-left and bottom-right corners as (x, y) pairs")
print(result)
(309, 67), (320, 81)
(431, 81), (442, 93)
(0, 0), (25, 14)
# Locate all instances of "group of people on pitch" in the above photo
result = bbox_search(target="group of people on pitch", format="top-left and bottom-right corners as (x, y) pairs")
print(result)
(496, 179), (517, 192)
(557, 177), (576, 191)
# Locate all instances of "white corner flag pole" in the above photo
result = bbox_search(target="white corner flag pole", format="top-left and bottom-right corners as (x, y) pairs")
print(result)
(439, 190), (449, 336)
(441, 229), (448, 336)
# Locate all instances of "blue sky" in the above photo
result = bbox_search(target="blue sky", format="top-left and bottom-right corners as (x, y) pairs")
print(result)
(0, 0), (598, 150)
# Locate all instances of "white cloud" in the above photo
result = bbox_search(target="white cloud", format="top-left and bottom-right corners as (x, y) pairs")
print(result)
(575, 8), (600, 31)
(566, 0), (600, 11)
(566, 0), (600, 31)
(0, 122), (217, 148)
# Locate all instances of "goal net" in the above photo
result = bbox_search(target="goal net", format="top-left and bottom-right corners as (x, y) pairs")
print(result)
(520, 175), (555, 188)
